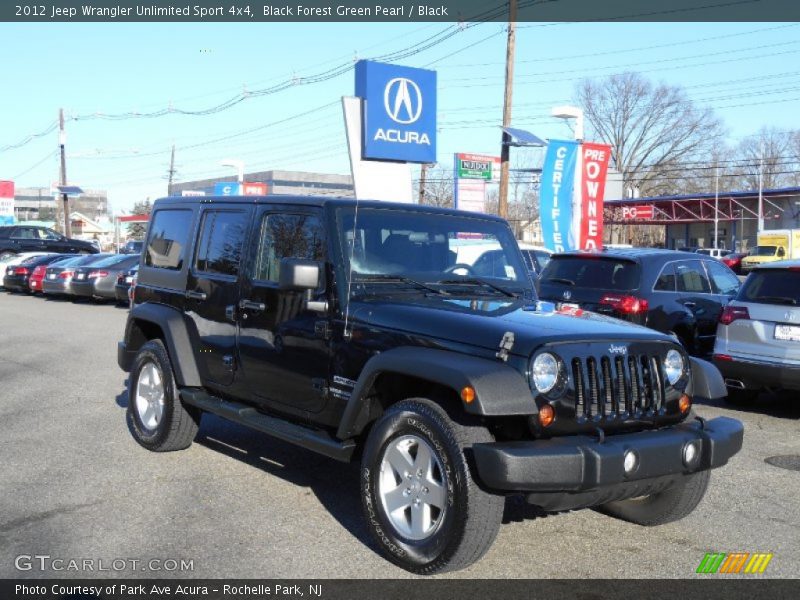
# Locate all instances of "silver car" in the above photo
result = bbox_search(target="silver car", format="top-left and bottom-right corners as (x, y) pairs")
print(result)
(713, 259), (800, 404)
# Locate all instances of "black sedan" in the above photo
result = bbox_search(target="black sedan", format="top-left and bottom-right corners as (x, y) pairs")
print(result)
(3, 253), (74, 292)
(72, 255), (140, 301)
(0, 225), (98, 259)
(537, 248), (742, 356)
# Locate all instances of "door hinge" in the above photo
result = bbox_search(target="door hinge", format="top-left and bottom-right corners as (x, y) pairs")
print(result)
(314, 320), (332, 340)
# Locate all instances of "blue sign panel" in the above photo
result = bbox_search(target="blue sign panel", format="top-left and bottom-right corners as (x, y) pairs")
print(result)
(540, 140), (579, 253)
(214, 182), (241, 196)
(355, 60), (437, 163)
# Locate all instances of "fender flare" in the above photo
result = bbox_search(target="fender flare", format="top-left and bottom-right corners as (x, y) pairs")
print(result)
(126, 302), (203, 387)
(686, 356), (727, 401)
(336, 346), (534, 440)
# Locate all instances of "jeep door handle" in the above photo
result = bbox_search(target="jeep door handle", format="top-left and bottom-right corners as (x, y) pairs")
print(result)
(185, 290), (207, 301)
(239, 299), (266, 311)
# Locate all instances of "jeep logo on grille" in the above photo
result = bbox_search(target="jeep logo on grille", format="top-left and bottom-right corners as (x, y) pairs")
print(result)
(609, 344), (628, 355)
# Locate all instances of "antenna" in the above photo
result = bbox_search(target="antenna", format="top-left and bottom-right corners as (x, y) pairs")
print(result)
(342, 197), (361, 340)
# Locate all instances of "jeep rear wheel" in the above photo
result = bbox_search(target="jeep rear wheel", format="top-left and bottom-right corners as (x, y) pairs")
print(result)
(361, 398), (504, 574)
(128, 339), (201, 452)
(595, 469), (710, 526)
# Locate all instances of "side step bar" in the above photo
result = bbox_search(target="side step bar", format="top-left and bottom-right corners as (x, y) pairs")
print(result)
(180, 388), (356, 462)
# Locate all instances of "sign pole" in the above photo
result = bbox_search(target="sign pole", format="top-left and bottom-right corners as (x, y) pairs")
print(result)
(59, 108), (71, 238)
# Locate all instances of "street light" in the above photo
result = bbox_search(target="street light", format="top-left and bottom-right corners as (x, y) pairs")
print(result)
(220, 159), (245, 183)
(551, 105), (584, 141)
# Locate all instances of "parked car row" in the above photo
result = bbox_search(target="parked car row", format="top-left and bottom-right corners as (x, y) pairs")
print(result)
(536, 247), (800, 405)
(3, 252), (139, 305)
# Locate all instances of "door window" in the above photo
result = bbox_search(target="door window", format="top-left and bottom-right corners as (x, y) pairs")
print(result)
(38, 229), (62, 241)
(654, 263), (677, 292)
(11, 228), (35, 239)
(194, 210), (249, 276)
(253, 213), (324, 283)
(705, 260), (741, 295)
(675, 260), (711, 293)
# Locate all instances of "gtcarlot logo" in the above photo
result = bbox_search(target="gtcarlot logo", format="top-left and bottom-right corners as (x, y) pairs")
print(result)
(14, 554), (194, 572)
(696, 552), (773, 574)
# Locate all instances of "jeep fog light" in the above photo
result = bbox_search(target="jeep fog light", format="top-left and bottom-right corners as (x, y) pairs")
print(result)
(538, 404), (555, 428)
(664, 349), (684, 385)
(531, 352), (559, 394)
(623, 450), (638, 475)
(683, 441), (700, 467)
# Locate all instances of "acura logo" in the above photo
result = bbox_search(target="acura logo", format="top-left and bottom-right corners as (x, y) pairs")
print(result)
(384, 77), (423, 124)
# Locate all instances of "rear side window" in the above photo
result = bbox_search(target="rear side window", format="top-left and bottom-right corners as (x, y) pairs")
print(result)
(675, 260), (711, 293)
(654, 263), (676, 291)
(194, 210), (249, 276)
(145, 209), (192, 270)
(739, 269), (800, 305)
(540, 257), (640, 291)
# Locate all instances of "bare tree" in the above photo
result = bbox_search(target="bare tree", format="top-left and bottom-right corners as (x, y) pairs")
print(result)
(415, 167), (454, 208)
(735, 127), (797, 191)
(576, 72), (725, 196)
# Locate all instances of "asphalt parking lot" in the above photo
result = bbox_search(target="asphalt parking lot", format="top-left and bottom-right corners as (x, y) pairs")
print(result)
(1, 291), (798, 579)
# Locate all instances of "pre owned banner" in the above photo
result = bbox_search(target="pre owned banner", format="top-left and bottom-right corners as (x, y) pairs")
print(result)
(539, 140), (578, 252)
(577, 143), (612, 250)
(0, 180), (15, 226)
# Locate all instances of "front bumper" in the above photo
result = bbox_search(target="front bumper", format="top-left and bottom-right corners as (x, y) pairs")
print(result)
(714, 355), (800, 391)
(473, 417), (742, 506)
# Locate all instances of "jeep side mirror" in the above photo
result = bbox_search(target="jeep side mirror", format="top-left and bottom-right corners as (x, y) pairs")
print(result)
(278, 258), (321, 291)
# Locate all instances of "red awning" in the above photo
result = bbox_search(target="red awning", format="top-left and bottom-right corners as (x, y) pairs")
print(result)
(117, 214), (149, 223)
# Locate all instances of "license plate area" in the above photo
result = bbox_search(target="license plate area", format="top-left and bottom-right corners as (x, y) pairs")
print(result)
(775, 324), (800, 342)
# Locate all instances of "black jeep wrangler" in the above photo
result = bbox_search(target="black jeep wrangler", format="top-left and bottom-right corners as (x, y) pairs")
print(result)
(118, 196), (743, 574)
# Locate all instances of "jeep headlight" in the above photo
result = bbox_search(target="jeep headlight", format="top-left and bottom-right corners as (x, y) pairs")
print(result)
(531, 352), (560, 394)
(663, 349), (685, 385)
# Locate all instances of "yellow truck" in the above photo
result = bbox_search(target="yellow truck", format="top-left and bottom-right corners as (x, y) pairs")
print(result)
(741, 229), (800, 272)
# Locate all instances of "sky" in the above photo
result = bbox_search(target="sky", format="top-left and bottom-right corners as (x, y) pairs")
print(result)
(1, 20), (799, 213)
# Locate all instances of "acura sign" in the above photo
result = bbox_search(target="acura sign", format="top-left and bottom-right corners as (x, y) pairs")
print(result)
(355, 60), (436, 163)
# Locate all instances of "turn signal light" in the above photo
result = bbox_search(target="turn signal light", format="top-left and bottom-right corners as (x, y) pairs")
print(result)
(58, 270), (74, 279)
(600, 294), (649, 315)
(88, 270), (109, 279)
(679, 394), (692, 414)
(460, 386), (475, 404)
(13, 266), (29, 275)
(538, 404), (555, 427)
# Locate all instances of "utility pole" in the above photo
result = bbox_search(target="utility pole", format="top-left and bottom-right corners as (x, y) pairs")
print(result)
(497, 0), (517, 219)
(418, 163), (428, 204)
(58, 108), (71, 238)
(757, 140), (764, 231)
(167, 144), (176, 195)
(714, 165), (719, 250)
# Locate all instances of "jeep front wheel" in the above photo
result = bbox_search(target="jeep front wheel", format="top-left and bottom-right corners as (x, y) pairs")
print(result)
(128, 339), (201, 452)
(361, 398), (504, 574)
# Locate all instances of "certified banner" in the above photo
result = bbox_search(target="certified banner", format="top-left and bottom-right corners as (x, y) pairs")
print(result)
(539, 140), (578, 252)
(577, 143), (612, 250)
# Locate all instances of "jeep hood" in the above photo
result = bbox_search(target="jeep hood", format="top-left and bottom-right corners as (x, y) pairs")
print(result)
(350, 297), (674, 357)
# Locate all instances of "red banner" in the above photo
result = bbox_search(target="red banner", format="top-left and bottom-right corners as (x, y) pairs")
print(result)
(621, 205), (654, 220)
(0, 180), (14, 198)
(577, 143), (612, 250)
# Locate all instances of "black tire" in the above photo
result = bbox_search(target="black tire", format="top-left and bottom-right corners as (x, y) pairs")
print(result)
(361, 398), (504, 574)
(127, 339), (201, 452)
(595, 469), (710, 526)
(724, 388), (759, 406)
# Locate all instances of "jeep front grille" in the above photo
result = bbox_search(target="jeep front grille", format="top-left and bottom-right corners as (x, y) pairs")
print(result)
(571, 354), (665, 419)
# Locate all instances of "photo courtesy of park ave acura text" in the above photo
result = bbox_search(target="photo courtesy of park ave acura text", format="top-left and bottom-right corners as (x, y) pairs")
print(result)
(1, 0), (799, 595)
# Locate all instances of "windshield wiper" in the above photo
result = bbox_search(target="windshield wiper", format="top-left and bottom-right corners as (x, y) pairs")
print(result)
(755, 295), (798, 305)
(436, 277), (519, 298)
(543, 277), (575, 286)
(354, 274), (449, 296)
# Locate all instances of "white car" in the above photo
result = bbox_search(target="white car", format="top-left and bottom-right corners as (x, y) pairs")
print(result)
(696, 248), (731, 260)
(713, 259), (800, 403)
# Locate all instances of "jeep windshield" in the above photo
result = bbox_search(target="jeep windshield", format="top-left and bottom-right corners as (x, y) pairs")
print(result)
(336, 207), (532, 297)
